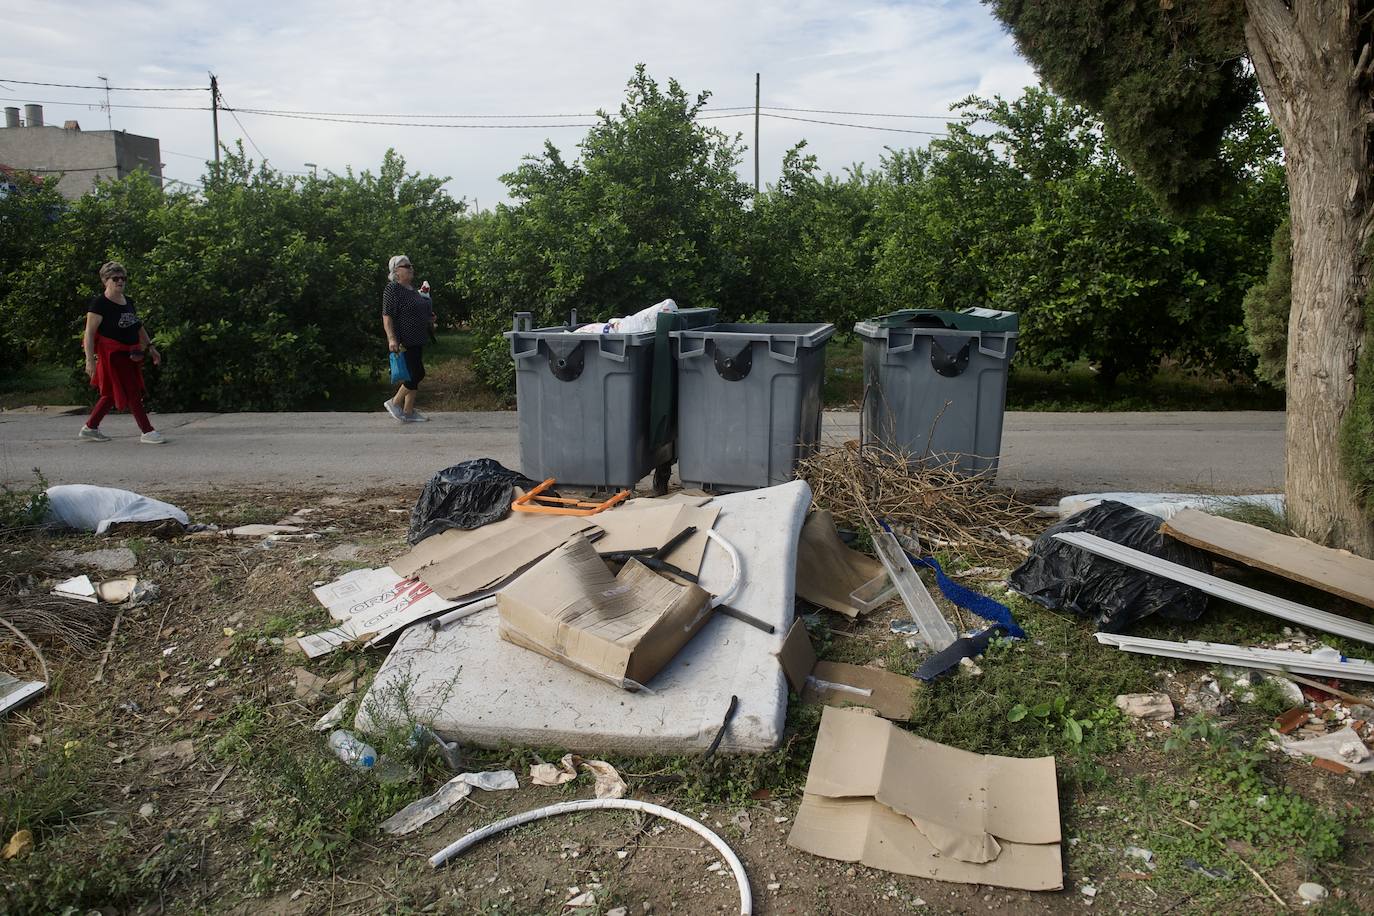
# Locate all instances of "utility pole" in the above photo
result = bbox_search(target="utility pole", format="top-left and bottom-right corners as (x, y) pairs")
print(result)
(209, 73), (220, 164)
(754, 73), (760, 193)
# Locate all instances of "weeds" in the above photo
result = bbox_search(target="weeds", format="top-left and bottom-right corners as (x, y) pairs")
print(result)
(0, 468), (49, 535)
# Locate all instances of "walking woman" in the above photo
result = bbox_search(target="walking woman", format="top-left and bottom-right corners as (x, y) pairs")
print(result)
(79, 261), (166, 444)
(381, 254), (435, 422)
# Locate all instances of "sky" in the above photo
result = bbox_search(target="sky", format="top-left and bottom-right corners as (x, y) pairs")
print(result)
(0, 0), (1037, 207)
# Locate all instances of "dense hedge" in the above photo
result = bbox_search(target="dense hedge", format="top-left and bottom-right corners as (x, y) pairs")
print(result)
(0, 71), (1287, 409)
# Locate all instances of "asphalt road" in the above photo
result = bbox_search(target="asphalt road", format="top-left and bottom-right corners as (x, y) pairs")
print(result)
(2, 406), (1286, 494)
(0, 408), (1285, 497)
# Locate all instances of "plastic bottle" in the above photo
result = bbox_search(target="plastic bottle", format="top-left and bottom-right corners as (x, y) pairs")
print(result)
(327, 729), (377, 770)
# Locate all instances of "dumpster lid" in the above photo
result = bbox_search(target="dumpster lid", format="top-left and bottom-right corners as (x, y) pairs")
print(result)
(868, 307), (1019, 333)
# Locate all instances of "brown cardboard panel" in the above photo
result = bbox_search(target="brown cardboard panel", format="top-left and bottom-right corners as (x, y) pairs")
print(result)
(805, 662), (916, 722)
(497, 535), (712, 688)
(777, 621), (915, 720)
(788, 795), (1063, 891)
(805, 707), (1060, 846)
(1162, 508), (1374, 609)
(592, 504), (721, 578)
(796, 510), (886, 617)
(390, 514), (597, 600)
(786, 707), (1062, 890)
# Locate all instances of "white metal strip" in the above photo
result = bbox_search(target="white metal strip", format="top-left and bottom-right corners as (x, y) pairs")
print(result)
(1054, 531), (1374, 645)
(1095, 633), (1374, 682)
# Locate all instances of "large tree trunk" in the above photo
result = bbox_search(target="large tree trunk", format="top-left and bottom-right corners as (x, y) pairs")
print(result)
(1246, 0), (1374, 557)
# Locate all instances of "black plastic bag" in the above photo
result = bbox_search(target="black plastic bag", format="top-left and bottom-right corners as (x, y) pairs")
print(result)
(408, 459), (536, 545)
(1008, 500), (1212, 632)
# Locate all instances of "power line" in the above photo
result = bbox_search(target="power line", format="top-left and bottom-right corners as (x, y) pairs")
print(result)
(763, 105), (950, 120)
(163, 148), (212, 161)
(0, 94), (208, 111)
(761, 112), (947, 136)
(218, 93), (269, 162)
(0, 77), (205, 92)
(227, 107), (752, 129)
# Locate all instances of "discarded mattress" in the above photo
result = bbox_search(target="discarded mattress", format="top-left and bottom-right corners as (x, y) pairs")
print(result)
(355, 480), (812, 754)
(45, 484), (188, 535)
(788, 707), (1062, 891)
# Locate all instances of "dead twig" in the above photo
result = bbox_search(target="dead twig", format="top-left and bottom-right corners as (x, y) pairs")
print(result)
(1172, 814), (1286, 908)
(92, 604), (126, 684)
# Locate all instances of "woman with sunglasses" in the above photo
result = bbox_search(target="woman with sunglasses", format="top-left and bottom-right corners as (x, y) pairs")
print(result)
(79, 261), (166, 444)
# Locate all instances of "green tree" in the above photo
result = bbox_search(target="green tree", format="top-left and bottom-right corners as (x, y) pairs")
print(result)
(985, 0), (1374, 555)
(458, 65), (754, 393)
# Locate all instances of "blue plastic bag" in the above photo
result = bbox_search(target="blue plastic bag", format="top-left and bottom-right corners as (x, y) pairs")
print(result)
(389, 351), (411, 384)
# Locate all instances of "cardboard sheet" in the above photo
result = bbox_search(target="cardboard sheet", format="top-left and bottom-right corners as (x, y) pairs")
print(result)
(391, 513), (598, 600)
(788, 707), (1062, 891)
(1162, 508), (1374, 609)
(796, 510), (886, 617)
(777, 620), (916, 720)
(592, 503), (720, 578)
(297, 566), (466, 658)
(498, 535), (712, 687)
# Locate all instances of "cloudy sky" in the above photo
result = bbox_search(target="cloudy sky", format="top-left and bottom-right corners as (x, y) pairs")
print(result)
(1, 0), (1036, 206)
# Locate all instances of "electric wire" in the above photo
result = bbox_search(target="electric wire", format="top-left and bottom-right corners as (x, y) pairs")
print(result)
(762, 112), (947, 135)
(0, 95), (209, 111)
(217, 92), (270, 162)
(0, 77), (206, 92)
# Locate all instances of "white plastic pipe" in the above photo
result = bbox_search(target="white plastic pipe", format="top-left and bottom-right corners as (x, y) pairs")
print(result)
(429, 797), (752, 915)
(705, 528), (743, 609)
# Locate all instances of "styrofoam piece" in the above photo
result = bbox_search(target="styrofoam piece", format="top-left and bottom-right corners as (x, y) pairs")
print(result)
(1054, 531), (1374, 644)
(354, 480), (813, 754)
(871, 527), (956, 651)
(1095, 633), (1374, 682)
(1058, 492), (1284, 520)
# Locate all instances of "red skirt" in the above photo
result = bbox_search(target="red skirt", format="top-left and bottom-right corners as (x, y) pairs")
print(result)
(91, 336), (145, 410)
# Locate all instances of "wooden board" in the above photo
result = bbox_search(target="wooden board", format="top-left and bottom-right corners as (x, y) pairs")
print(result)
(1161, 509), (1374, 609)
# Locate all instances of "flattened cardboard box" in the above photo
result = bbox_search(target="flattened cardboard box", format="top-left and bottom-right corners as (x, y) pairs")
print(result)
(796, 509), (886, 617)
(498, 534), (713, 689)
(777, 620), (916, 720)
(788, 706), (1062, 891)
(591, 503), (721, 577)
(391, 513), (599, 600)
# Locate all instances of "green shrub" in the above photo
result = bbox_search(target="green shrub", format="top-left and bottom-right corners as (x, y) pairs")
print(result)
(0, 469), (48, 535)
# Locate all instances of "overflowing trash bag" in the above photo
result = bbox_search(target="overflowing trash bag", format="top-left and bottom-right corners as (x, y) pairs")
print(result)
(408, 459), (536, 545)
(1008, 500), (1212, 632)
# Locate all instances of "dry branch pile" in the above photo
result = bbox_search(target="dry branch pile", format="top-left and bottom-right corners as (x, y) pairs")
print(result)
(796, 442), (1041, 565)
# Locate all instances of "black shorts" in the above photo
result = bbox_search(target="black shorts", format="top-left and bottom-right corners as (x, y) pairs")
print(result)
(402, 345), (425, 390)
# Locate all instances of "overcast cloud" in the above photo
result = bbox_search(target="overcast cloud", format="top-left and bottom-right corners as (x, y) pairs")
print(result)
(0, 0), (1036, 205)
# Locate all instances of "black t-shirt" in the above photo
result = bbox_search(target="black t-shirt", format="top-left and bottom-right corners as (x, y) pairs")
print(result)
(88, 294), (142, 346)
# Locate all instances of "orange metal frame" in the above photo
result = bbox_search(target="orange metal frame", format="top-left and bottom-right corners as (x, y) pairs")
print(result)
(511, 478), (630, 516)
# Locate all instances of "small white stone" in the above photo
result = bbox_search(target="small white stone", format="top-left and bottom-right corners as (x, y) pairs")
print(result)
(1298, 882), (1328, 904)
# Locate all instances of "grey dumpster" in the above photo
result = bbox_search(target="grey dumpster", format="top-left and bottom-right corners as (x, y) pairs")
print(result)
(671, 322), (835, 491)
(855, 307), (1018, 477)
(506, 308), (716, 490)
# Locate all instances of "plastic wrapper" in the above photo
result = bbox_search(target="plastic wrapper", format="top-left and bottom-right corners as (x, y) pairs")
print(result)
(408, 459), (535, 545)
(1008, 500), (1211, 632)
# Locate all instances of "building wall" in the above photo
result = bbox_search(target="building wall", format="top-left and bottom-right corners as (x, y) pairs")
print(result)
(0, 124), (163, 200)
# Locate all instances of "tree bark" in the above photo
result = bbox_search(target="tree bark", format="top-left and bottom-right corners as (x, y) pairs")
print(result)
(1245, 0), (1374, 557)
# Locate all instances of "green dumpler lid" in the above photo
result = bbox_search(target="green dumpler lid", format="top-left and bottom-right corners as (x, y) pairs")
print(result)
(871, 307), (1019, 333)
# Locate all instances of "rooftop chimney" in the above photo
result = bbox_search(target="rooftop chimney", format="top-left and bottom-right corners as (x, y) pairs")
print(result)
(4, 108), (18, 129)
(63, 120), (81, 131)
(23, 104), (43, 127)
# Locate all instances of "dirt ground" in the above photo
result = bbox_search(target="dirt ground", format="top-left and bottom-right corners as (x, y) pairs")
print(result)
(2, 486), (1372, 915)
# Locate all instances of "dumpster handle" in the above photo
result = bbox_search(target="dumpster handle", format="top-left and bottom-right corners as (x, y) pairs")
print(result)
(766, 336), (800, 363)
(884, 328), (918, 355)
(509, 312), (540, 360)
(598, 336), (629, 362)
(977, 334), (1013, 360)
(676, 334), (707, 360)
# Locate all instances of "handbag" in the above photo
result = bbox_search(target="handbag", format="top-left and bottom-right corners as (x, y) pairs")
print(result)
(389, 350), (411, 384)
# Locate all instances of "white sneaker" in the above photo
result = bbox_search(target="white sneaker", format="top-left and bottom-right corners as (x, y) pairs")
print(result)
(79, 425), (111, 442)
(402, 411), (429, 423)
(383, 399), (405, 420)
(140, 430), (167, 444)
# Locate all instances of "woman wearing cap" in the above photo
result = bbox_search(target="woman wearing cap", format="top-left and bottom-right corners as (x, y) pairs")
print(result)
(79, 261), (166, 444)
(381, 254), (435, 422)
